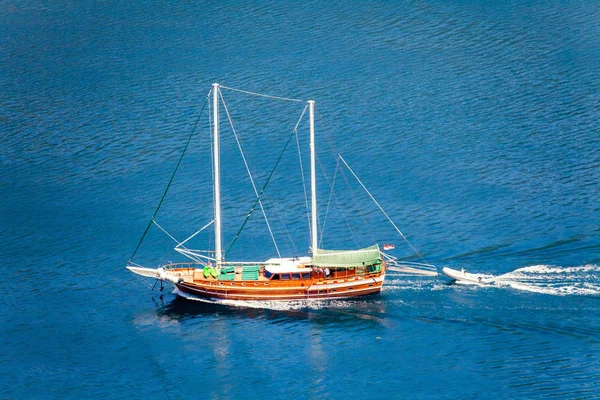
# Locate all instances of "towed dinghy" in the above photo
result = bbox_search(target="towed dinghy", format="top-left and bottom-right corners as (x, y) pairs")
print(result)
(442, 267), (493, 286)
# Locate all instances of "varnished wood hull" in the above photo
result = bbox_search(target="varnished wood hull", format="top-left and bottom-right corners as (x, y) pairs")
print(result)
(174, 274), (385, 301)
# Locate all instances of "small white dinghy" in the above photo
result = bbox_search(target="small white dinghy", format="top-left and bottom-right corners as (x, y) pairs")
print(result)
(442, 267), (493, 286)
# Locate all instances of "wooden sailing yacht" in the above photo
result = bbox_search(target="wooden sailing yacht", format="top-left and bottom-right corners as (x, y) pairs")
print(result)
(127, 83), (435, 302)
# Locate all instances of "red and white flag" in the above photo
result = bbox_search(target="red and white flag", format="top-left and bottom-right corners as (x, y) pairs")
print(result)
(383, 244), (395, 251)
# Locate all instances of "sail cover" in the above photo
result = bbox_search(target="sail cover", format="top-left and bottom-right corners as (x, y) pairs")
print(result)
(312, 244), (381, 268)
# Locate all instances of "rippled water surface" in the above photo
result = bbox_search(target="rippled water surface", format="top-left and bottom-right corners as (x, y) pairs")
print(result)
(2, 1), (600, 398)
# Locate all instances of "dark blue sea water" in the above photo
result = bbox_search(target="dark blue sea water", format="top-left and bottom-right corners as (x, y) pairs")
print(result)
(2, 1), (600, 398)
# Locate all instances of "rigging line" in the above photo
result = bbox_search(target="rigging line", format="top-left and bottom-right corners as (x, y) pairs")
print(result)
(315, 154), (360, 248)
(224, 130), (297, 256)
(274, 103), (308, 256)
(294, 105), (312, 248)
(152, 219), (181, 245)
(312, 107), (361, 247)
(176, 220), (214, 248)
(313, 105), (371, 242)
(220, 84), (306, 103)
(278, 212), (298, 255)
(178, 249), (215, 266)
(175, 249), (216, 259)
(338, 155), (428, 263)
(128, 91), (210, 263)
(123, 262), (155, 289)
(331, 187), (360, 248)
(270, 208), (293, 257)
(319, 156), (341, 247)
(294, 104), (309, 132)
(314, 107), (343, 169)
(219, 89), (281, 258)
(231, 104), (307, 256)
(174, 248), (212, 263)
(337, 162), (376, 245)
(296, 131), (311, 248)
(123, 261), (155, 289)
(135, 274), (155, 290)
(269, 201), (299, 256)
(153, 220), (201, 260)
(127, 261), (145, 268)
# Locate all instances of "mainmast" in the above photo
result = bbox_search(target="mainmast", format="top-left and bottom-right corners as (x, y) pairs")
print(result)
(212, 83), (222, 268)
(309, 100), (318, 255)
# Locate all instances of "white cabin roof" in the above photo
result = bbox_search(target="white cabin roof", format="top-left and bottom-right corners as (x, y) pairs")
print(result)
(264, 257), (312, 274)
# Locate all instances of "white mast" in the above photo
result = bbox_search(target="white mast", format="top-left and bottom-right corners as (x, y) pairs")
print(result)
(309, 100), (318, 255)
(213, 83), (222, 268)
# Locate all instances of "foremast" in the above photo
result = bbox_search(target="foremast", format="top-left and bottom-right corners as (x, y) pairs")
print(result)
(212, 83), (223, 269)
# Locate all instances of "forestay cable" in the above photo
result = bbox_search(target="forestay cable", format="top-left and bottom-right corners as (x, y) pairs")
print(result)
(128, 91), (210, 263)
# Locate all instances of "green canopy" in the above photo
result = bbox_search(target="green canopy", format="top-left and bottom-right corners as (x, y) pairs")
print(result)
(312, 244), (381, 268)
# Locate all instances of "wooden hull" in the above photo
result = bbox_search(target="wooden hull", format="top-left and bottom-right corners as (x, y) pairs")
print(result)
(174, 274), (385, 301)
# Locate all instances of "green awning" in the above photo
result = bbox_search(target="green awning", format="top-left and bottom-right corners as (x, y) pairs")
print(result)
(312, 244), (381, 268)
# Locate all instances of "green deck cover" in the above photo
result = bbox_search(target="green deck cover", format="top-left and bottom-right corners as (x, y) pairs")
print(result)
(241, 266), (259, 280)
(312, 244), (381, 268)
(220, 266), (235, 274)
(218, 273), (235, 281)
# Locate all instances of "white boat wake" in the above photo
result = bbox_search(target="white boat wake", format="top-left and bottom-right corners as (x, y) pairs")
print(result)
(173, 288), (372, 311)
(492, 264), (600, 296)
(445, 264), (600, 296)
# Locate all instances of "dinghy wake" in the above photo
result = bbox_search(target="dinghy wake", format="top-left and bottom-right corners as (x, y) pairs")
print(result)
(443, 264), (600, 296)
